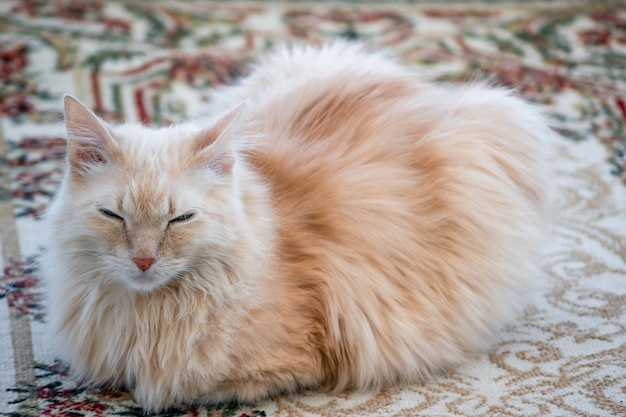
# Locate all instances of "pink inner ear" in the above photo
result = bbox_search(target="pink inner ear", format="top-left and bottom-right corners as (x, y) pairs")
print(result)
(191, 102), (247, 175)
(191, 129), (235, 176)
(211, 150), (235, 175)
(71, 143), (106, 165)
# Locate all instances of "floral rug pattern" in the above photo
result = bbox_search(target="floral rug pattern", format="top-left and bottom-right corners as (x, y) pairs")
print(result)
(1, 1), (625, 416)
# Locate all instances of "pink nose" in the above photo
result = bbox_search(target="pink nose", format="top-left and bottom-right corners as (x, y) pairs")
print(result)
(133, 257), (156, 272)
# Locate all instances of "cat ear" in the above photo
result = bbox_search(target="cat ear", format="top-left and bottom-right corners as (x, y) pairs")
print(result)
(192, 101), (249, 175)
(64, 95), (117, 174)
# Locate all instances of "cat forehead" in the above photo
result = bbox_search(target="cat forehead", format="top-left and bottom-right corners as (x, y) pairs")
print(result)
(81, 143), (194, 215)
(78, 123), (216, 215)
(112, 124), (198, 150)
(105, 177), (203, 223)
(84, 174), (176, 215)
(109, 124), (201, 171)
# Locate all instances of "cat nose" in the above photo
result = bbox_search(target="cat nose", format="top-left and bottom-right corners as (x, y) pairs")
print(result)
(133, 257), (156, 272)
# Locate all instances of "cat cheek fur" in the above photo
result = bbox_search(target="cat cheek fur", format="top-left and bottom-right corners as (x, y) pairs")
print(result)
(42, 41), (550, 411)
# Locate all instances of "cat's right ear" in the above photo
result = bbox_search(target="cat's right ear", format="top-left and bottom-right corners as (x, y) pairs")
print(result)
(64, 95), (117, 175)
(191, 101), (249, 176)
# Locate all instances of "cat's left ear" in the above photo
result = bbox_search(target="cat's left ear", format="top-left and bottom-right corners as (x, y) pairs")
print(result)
(192, 101), (249, 175)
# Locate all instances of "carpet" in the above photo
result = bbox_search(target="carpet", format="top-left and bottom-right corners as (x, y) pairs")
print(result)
(1, 1), (625, 416)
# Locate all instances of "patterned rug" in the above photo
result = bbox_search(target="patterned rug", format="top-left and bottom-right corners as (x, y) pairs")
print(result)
(1, 1), (626, 416)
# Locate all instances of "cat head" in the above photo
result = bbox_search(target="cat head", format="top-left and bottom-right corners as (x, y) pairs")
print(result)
(54, 95), (249, 293)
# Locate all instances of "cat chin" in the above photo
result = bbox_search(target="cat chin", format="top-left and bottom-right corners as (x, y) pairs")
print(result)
(125, 272), (168, 292)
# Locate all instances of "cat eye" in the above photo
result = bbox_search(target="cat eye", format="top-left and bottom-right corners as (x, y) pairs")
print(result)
(170, 213), (194, 223)
(99, 208), (123, 220)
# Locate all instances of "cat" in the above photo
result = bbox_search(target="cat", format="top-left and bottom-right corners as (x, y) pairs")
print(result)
(42, 41), (550, 412)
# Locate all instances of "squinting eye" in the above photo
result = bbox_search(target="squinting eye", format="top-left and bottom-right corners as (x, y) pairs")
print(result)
(170, 213), (194, 223)
(100, 208), (123, 220)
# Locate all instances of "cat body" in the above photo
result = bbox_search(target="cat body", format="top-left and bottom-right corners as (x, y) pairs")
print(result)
(42, 42), (548, 411)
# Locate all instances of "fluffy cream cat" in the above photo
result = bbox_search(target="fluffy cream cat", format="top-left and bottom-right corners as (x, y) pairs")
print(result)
(42, 42), (549, 411)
